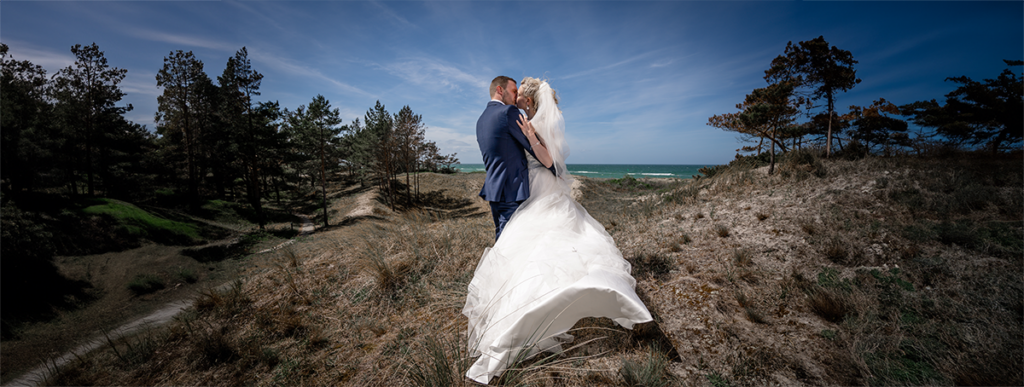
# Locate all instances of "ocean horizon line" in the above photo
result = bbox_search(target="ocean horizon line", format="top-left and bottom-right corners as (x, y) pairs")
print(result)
(455, 163), (714, 179)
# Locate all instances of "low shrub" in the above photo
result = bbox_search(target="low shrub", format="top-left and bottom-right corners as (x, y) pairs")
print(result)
(628, 253), (675, 280)
(714, 224), (730, 238)
(127, 274), (164, 296)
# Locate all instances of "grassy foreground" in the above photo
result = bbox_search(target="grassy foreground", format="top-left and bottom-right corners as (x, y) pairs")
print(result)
(43, 152), (1023, 386)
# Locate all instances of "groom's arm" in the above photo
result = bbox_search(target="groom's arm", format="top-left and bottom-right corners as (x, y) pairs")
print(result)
(506, 106), (557, 176)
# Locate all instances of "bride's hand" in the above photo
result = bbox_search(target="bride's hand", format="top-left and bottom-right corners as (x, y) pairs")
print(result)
(518, 114), (536, 139)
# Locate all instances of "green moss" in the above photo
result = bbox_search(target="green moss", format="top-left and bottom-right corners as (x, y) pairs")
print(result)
(82, 198), (199, 242)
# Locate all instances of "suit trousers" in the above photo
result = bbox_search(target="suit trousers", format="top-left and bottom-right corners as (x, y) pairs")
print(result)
(489, 201), (522, 241)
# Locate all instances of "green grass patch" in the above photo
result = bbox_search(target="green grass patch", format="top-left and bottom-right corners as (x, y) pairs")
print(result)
(817, 267), (853, 292)
(608, 175), (653, 190)
(82, 198), (200, 244)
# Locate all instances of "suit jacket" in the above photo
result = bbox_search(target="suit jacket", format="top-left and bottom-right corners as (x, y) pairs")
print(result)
(477, 101), (555, 202)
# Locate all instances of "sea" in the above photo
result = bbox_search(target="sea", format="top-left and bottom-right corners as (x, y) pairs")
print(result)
(455, 164), (713, 180)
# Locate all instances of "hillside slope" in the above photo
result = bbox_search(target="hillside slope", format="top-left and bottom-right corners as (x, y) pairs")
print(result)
(45, 154), (1023, 386)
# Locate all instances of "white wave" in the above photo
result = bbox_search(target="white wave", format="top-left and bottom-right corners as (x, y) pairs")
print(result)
(641, 173), (674, 176)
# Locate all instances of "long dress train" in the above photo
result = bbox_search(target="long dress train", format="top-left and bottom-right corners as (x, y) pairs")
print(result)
(463, 117), (653, 383)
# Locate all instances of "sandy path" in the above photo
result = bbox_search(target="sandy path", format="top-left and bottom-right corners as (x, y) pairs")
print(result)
(4, 215), (316, 387)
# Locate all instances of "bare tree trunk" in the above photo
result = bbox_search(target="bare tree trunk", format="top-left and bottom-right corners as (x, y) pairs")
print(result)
(825, 96), (834, 158)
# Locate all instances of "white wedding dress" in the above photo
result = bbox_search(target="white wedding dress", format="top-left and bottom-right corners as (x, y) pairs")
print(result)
(462, 82), (653, 384)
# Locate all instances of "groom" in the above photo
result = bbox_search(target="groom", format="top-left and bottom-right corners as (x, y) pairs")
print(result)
(477, 76), (555, 240)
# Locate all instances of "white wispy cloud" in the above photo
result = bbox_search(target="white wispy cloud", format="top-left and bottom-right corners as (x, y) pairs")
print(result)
(250, 51), (375, 99)
(372, 57), (488, 95)
(559, 48), (667, 80)
(225, 1), (292, 36)
(651, 59), (674, 68)
(2, 40), (75, 73)
(423, 125), (479, 161)
(369, 1), (418, 30)
(130, 28), (237, 53)
(120, 71), (162, 98)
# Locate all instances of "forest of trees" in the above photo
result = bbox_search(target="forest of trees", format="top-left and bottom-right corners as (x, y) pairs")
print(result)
(708, 36), (1023, 174)
(0, 43), (460, 225)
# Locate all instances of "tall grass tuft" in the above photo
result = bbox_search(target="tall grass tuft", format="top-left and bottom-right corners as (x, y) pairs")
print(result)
(620, 345), (672, 387)
(714, 224), (730, 238)
(808, 288), (851, 323)
(405, 334), (470, 387)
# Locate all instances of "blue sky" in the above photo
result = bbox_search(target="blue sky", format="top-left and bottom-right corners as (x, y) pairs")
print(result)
(2, 1), (1021, 165)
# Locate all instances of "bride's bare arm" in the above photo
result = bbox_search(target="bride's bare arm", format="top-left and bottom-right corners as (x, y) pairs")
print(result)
(518, 114), (554, 168)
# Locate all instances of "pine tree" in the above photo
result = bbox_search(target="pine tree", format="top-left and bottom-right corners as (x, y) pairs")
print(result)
(287, 95), (344, 226)
(766, 36), (860, 157)
(50, 43), (132, 196)
(156, 50), (207, 209)
(1, 43), (54, 195)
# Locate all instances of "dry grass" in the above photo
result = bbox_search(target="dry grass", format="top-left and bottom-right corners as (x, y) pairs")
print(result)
(35, 153), (1024, 386)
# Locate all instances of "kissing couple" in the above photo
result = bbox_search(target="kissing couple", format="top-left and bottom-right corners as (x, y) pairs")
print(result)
(462, 76), (653, 383)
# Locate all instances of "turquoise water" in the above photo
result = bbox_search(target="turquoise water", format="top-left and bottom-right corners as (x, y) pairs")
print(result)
(456, 164), (714, 179)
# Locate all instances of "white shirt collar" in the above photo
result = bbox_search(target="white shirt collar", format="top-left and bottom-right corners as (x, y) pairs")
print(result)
(490, 98), (504, 105)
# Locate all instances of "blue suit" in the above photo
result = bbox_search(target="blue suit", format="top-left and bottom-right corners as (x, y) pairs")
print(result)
(477, 101), (555, 240)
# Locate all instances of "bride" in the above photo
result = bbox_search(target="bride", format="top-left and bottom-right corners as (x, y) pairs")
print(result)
(462, 77), (653, 383)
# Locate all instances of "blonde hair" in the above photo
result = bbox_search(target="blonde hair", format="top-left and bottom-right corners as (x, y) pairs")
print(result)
(519, 77), (559, 111)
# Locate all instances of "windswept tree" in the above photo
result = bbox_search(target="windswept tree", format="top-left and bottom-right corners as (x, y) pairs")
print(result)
(155, 50), (208, 209)
(738, 82), (801, 174)
(848, 99), (909, 156)
(1, 43), (54, 194)
(50, 43), (132, 196)
(767, 36), (861, 157)
(903, 60), (1022, 153)
(288, 95), (344, 226)
(708, 81), (803, 173)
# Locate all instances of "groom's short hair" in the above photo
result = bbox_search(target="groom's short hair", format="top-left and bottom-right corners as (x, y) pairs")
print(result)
(490, 76), (516, 97)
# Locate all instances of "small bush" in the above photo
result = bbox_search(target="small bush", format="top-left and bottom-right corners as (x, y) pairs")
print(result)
(809, 288), (851, 323)
(820, 329), (837, 341)
(820, 236), (850, 264)
(609, 175), (652, 191)
(628, 253), (675, 280)
(714, 224), (730, 238)
(745, 307), (767, 324)
(800, 222), (816, 235)
(362, 248), (410, 296)
(177, 268), (198, 284)
(127, 274), (164, 296)
(733, 248), (752, 267)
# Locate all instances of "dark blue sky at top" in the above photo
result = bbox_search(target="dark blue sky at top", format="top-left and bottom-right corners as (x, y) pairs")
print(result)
(2, 1), (1021, 164)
